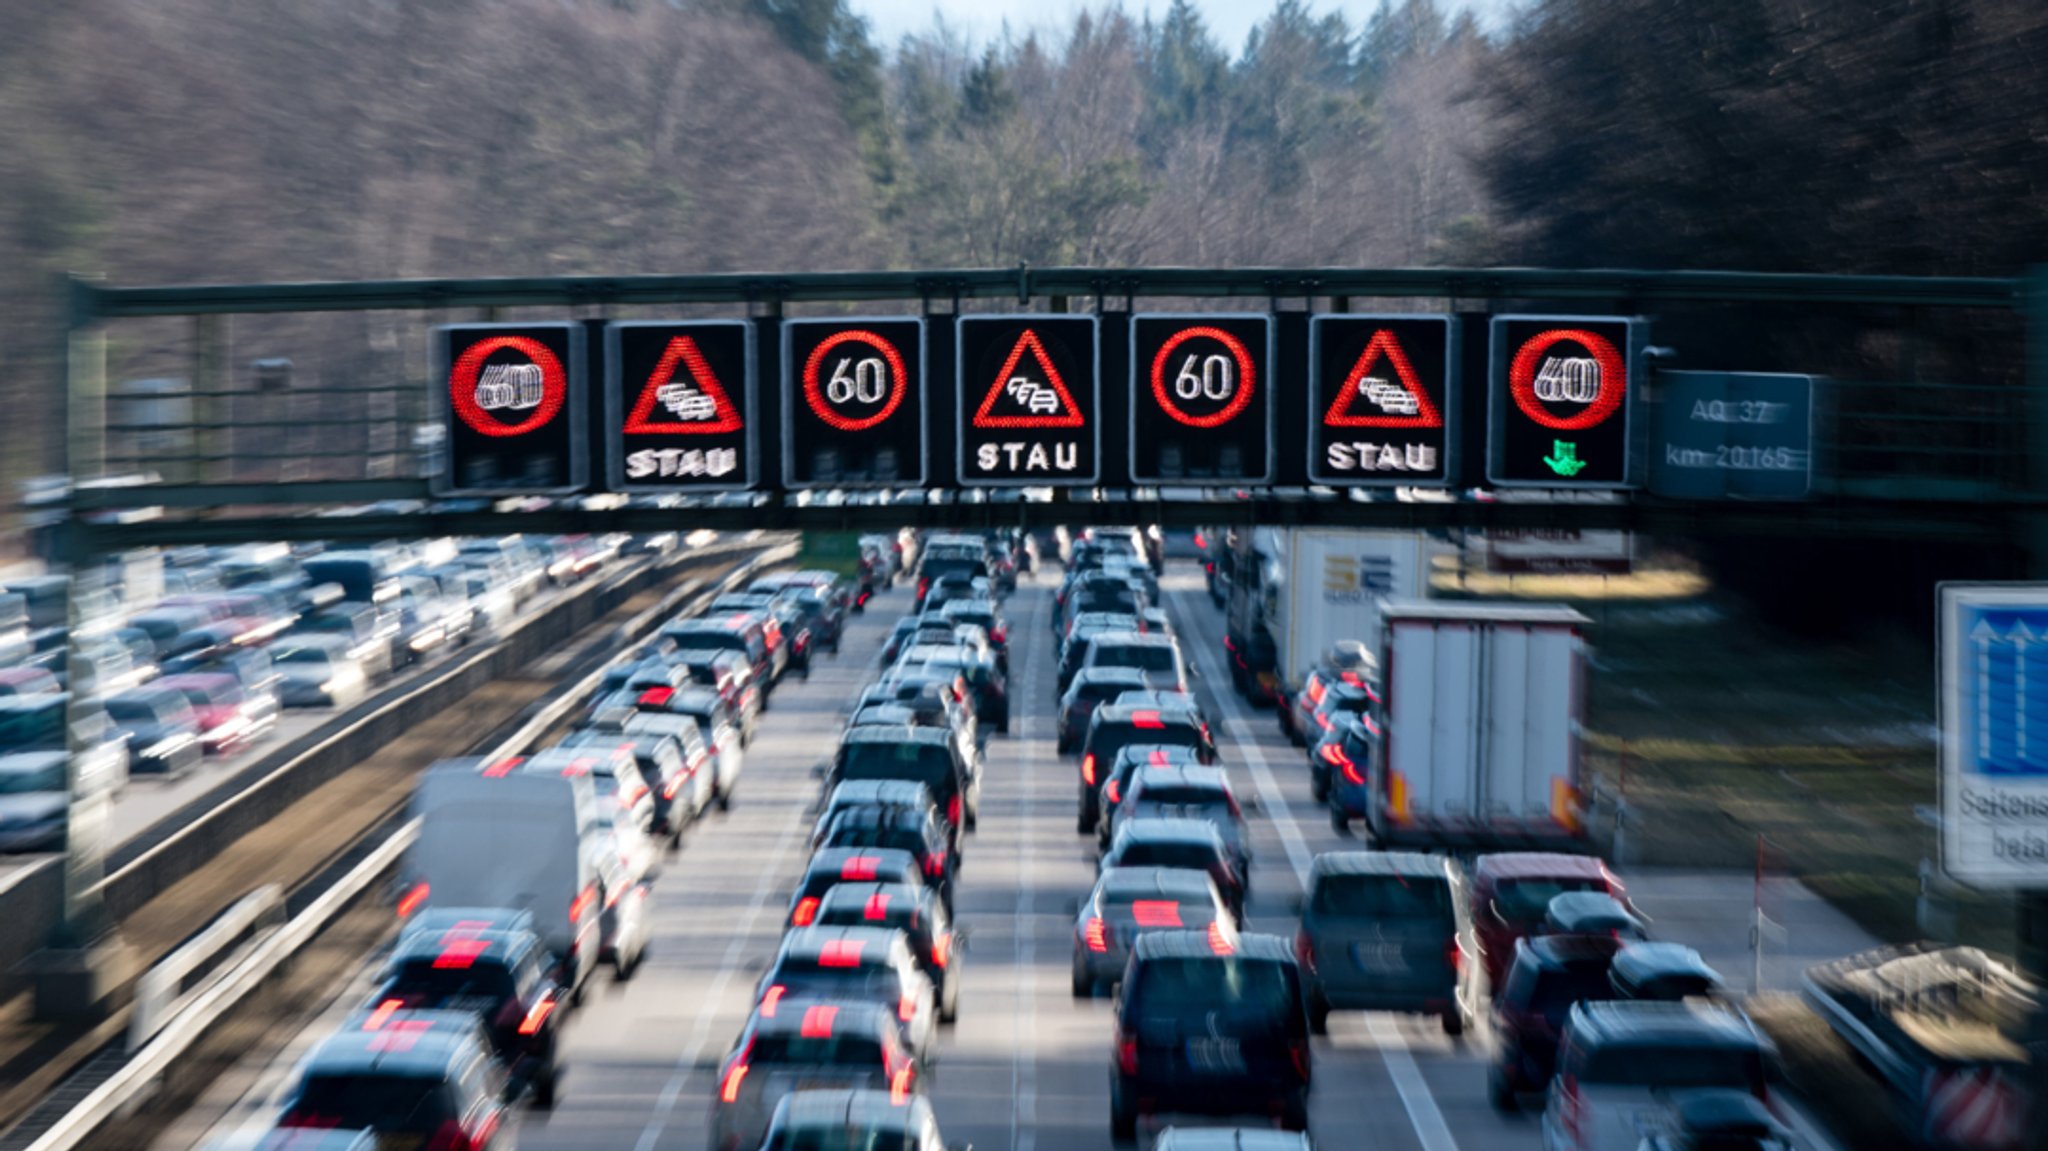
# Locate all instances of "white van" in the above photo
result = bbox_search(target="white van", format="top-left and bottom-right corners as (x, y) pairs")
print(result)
(403, 757), (642, 996)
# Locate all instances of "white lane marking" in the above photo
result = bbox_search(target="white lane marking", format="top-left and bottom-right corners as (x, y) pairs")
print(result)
(1009, 580), (1046, 1151)
(1169, 581), (1461, 1151)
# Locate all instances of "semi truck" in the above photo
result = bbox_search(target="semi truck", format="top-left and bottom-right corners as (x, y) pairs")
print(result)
(1221, 528), (1427, 706)
(1337, 599), (1592, 851)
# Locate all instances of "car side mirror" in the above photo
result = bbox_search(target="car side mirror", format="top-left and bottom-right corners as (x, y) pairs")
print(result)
(811, 761), (829, 779)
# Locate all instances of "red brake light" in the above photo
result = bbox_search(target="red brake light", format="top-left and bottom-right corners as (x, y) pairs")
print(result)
(664, 776), (682, 800)
(1132, 709), (1164, 729)
(1085, 918), (1109, 952)
(898, 993), (917, 1022)
(923, 848), (947, 878)
(947, 794), (962, 827)
(1320, 742), (1365, 785)
(397, 881), (430, 919)
(1194, 531), (1207, 549)
(638, 686), (674, 707)
(1316, 710), (1334, 731)
(1208, 922), (1235, 955)
(482, 756), (523, 778)
(1307, 679), (1326, 705)
(992, 626), (1007, 644)
(569, 885), (599, 926)
(819, 940), (865, 967)
(433, 938), (489, 969)
(1446, 939), (1465, 974)
(889, 1062), (915, 1104)
(792, 896), (821, 926)
(1132, 900), (1183, 928)
(719, 1059), (750, 1103)
(932, 933), (952, 969)
(1104, 780), (1121, 804)
(1082, 754), (1097, 785)
(843, 856), (881, 880)
(760, 984), (786, 1017)
(800, 1005), (839, 1038)
(1117, 1035), (1139, 1075)
(363, 998), (403, 1031)
(864, 893), (892, 921)
(517, 993), (558, 1036)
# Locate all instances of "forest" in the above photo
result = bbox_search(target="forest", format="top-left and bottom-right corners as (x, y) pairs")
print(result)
(1, 0), (2043, 552)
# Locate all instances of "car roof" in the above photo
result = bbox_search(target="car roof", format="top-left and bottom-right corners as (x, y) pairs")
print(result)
(306, 1010), (487, 1074)
(1610, 943), (1724, 987)
(1113, 744), (1204, 766)
(747, 998), (898, 1039)
(840, 727), (951, 748)
(1112, 818), (1227, 846)
(1522, 934), (1629, 969)
(1565, 1000), (1765, 1050)
(1098, 866), (1220, 899)
(1094, 702), (1203, 725)
(772, 1089), (932, 1134)
(1310, 850), (1455, 881)
(805, 848), (923, 877)
(816, 882), (932, 916)
(1090, 629), (1167, 645)
(1073, 667), (1151, 685)
(1475, 851), (1612, 881)
(391, 918), (539, 966)
(1127, 766), (1231, 792)
(1133, 930), (1295, 964)
(779, 926), (907, 961)
(1154, 1129), (1313, 1151)
(827, 779), (932, 804)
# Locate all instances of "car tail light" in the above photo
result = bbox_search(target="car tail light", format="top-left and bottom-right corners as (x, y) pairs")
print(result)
(482, 756), (523, 778)
(759, 984), (786, 1017)
(1446, 939), (1465, 975)
(1207, 922), (1235, 955)
(569, 885), (599, 926)
(801, 1005), (839, 1037)
(898, 993), (917, 1022)
(362, 998), (404, 1031)
(791, 897), (820, 926)
(1132, 709), (1164, 729)
(889, 1062), (916, 1104)
(1557, 1073), (1583, 1144)
(1194, 531), (1207, 549)
(992, 626), (1006, 645)
(843, 856), (881, 880)
(1084, 918), (1109, 952)
(1131, 900), (1182, 928)
(947, 795), (962, 828)
(1289, 1039), (1311, 1080)
(1315, 710), (1334, 731)
(932, 933), (952, 968)
(397, 881), (430, 919)
(1320, 742), (1364, 786)
(638, 686), (675, 707)
(1117, 1034), (1139, 1075)
(918, 578), (930, 600)
(1295, 931), (1314, 966)
(664, 775), (683, 800)
(820, 940), (865, 967)
(864, 893), (892, 921)
(517, 993), (558, 1036)
(1082, 754), (1097, 785)
(1104, 779), (1121, 804)
(924, 848), (947, 878)
(1306, 679), (1326, 706)
(719, 1058), (750, 1103)
(426, 1120), (479, 1151)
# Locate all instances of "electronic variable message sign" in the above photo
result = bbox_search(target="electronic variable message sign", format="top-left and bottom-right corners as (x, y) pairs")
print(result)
(606, 321), (755, 492)
(1129, 314), (1273, 484)
(1650, 371), (1815, 500)
(1308, 315), (1455, 487)
(956, 314), (1098, 486)
(1487, 316), (1647, 488)
(782, 318), (926, 488)
(435, 323), (587, 495)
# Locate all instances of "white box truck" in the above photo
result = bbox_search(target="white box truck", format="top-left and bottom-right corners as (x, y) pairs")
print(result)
(1353, 600), (1591, 851)
(1224, 528), (1427, 705)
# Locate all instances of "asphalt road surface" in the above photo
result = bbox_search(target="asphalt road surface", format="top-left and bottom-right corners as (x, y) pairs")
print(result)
(170, 564), (1841, 1151)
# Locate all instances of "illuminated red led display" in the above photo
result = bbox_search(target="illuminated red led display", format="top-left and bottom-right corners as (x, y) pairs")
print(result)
(607, 321), (754, 493)
(1308, 315), (1455, 488)
(1508, 328), (1627, 431)
(803, 329), (908, 432)
(956, 314), (1099, 486)
(1488, 315), (1645, 488)
(783, 318), (925, 488)
(436, 324), (586, 494)
(621, 335), (743, 434)
(1323, 328), (1443, 429)
(449, 335), (567, 438)
(1129, 314), (1272, 483)
(1149, 325), (1257, 429)
(971, 330), (1084, 429)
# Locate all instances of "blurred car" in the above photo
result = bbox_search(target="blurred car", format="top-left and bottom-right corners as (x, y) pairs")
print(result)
(812, 882), (961, 1024)
(154, 671), (279, 754)
(1542, 1002), (1776, 1151)
(1609, 943), (1726, 1003)
(1282, 642), (1379, 747)
(1541, 892), (1649, 943)
(1153, 1128), (1311, 1151)
(1073, 865), (1235, 998)
(1056, 667), (1151, 755)
(825, 727), (978, 836)
(1636, 1089), (1795, 1151)
(758, 1090), (950, 1151)
(1078, 703), (1217, 834)
(0, 668), (61, 698)
(1107, 766), (1251, 886)
(291, 600), (400, 682)
(0, 752), (69, 852)
(786, 848), (930, 929)
(811, 778), (943, 851)
(1473, 852), (1629, 992)
(1096, 745), (1208, 845)
(1489, 933), (1628, 1108)
(814, 806), (956, 910)
(1302, 682), (1378, 801)
(272, 1008), (507, 1147)
(369, 909), (565, 1106)
(1100, 818), (1244, 923)
(1110, 931), (1310, 1139)
(102, 687), (205, 776)
(711, 1000), (924, 1151)
(270, 634), (371, 708)
(1296, 851), (1474, 1036)
(556, 729), (706, 847)
(755, 927), (939, 1060)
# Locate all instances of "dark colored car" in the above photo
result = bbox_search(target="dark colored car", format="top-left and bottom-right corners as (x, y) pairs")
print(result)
(1608, 943), (1726, 1003)
(1472, 852), (1628, 992)
(1057, 668), (1152, 755)
(1296, 851), (1475, 1036)
(826, 727), (977, 834)
(786, 848), (929, 929)
(1078, 703), (1217, 833)
(1074, 866), (1235, 998)
(1303, 683), (1379, 801)
(1097, 745), (1209, 845)
(812, 881), (961, 1023)
(1100, 818), (1245, 923)
(1111, 931), (1311, 1139)
(369, 910), (565, 1106)
(1488, 933), (1627, 1108)
(276, 1009), (508, 1147)
(1108, 766), (1250, 883)
(938, 600), (1008, 673)
(815, 805), (956, 910)
(661, 616), (775, 701)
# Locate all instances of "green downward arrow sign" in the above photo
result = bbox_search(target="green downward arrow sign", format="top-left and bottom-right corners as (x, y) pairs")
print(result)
(1543, 440), (1588, 477)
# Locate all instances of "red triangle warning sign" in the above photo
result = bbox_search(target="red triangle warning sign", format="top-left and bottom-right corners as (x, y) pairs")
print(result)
(1324, 329), (1443, 429)
(972, 330), (1085, 429)
(623, 336), (743, 434)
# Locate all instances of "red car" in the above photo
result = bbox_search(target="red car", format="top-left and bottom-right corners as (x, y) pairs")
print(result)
(154, 672), (279, 755)
(1471, 852), (1626, 993)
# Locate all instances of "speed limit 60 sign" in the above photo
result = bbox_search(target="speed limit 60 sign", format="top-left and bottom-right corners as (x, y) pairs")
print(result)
(782, 318), (926, 488)
(1129, 314), (1273, 484)
(1487, 315), (1648, 488)
(434, 323), (588, 495)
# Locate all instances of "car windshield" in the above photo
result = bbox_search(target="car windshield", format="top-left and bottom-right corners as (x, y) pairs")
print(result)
(1496, 877), (1611, 925)
(0, 763), (65, 793)
(1580, 1043), (1765, 1091)
(283, 1073), (454, 1134)
(1312, 875), (1454, 919)
(1130, 958), (1298, 1026)
(388, 960), (519, 1009)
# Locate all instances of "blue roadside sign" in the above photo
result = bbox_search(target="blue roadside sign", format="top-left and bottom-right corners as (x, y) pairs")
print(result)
(1940, 583), (2048, 888)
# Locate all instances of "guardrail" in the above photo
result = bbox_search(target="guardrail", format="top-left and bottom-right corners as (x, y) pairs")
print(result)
(10, 539), (796, 1151)
(125, 886), (281, 1053)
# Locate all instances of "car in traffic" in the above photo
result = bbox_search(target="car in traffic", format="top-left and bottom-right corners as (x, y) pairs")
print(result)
(1100, 818), (1245, 923)
(813, 805), (957, 910)
(786, 848), (930, 929)
(1541, 1001), (1777, 1151)
(810, 881), (961, 1024)
(1282, 642), (1378, 747)
(1096, 745), (1210, 846)
(101, 686), (205, 776)
(755, 927), (940, 1060)
(824, 727), (978, 836)
(1105, 765), (1251, 884)
(711, 1000), (924, 1151)
(757, 1089), (952, 1151)
(270, 634), (371, 708)
(1489, 933), (1628, 1108)
(556, 729), (705, 848)
(1295, 851), (1475, 1036)
(272, 1008), (509, 1148)
(1082, 630), (1188, 693)
(1078, 703), (1217, 833)
(0, 752), (69, 852)
(1473, 852), (1629, 992)
(153, 671), (280, 755)
(1056, 667), (1152, 754)
(1074, 866), (1235, 998)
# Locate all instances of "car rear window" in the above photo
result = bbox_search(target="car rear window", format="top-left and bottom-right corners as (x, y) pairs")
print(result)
(1132, 785), (1231, 809)
(771, 966), (902, 1000)
(1529, 965), (1621, 1025)
(1129, 958), (1299, 1025)
(1093, 644), (1179, 673)
(1103, 894), (1219, 926)
(768, 1129), (918, 1151)
(1091, 723), (1201, 761)
(839, 744), (954, 787)
(1116, 843), (1219, 873)
(823, 826), (926, 857)
(285, 1073), (454, 1133)
(1311, 874), (1453, 919)
(1578, 1043), (1765, 1091)
(1496, 877), (1611, 924)
(749, 1033), (888, 1067)
(389, 960), (518, 1007)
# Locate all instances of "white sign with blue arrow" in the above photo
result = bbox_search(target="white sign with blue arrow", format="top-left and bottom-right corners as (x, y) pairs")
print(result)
(1940, 583), (2048, 887)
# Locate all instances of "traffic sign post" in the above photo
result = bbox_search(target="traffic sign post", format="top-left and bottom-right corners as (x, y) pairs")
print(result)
(606, 321), (755, 492)
(434, 323), (588, 495)
(1487, 316), (1646, 489)
(1940, 583), (2048, 888)
(1308, 314), (1456, 487)
(956, 314), (1098, 486)
(1650, 371), (1815, 499)
(1129, 314), (1273, 484)
(782, 318), (926, 489)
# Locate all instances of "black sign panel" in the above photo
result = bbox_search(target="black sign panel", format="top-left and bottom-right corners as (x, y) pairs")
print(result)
(1129, 314), (1273, 484)
(435, 324), (586, 495)
(1309, 315), (1455, 487)
(956, 314), (1098, 486)
(605, 321), (755, 492)
(782, 318), (926, 488)
(1487, 315), (1645, 488)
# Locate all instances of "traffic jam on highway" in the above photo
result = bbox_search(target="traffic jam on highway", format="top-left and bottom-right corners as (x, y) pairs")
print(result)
(0, 534), (651, 856)
(200, 525), (1830, 1151)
